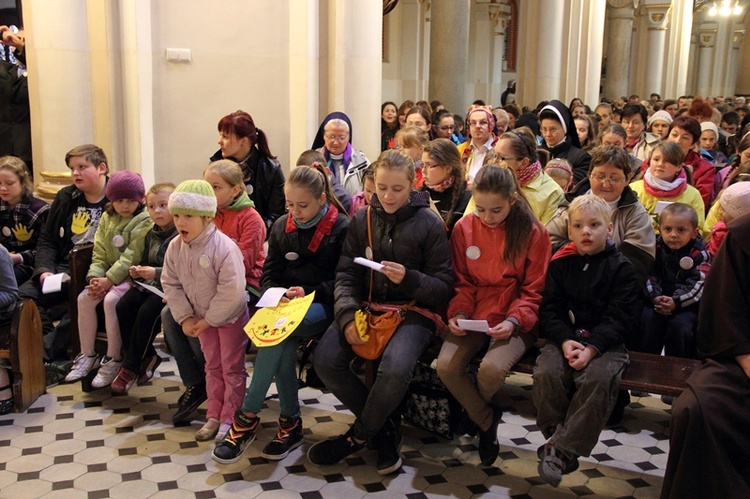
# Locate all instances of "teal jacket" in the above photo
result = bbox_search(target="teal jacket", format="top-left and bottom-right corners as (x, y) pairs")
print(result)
(87, 209), (153, 284)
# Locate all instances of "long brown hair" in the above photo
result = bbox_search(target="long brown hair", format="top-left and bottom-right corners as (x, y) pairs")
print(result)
(471, 165), (541, 262)
(422, 139), (466, 227)
(289, 162), (348, 216)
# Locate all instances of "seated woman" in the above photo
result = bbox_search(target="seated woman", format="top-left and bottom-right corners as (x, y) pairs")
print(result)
(419, 138), (472, 235)
(647, 110), (672, 141)
(539, 100), (591, 186)
(546, 146), (655, 287)
(574, 115), (597, 152)
(437, 165), (550, 467)
(466, 128), (565, 224)
(631, 141), (706, 234)
(210, 110), (286, 231)
(308, 149), (453, 476)
(621, 103), (660, 163)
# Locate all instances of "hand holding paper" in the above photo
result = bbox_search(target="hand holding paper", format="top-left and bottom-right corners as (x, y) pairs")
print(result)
(353, 257), (384, 272)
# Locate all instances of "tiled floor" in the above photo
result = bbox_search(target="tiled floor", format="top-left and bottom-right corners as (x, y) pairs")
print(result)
(0, 346), (670, 498)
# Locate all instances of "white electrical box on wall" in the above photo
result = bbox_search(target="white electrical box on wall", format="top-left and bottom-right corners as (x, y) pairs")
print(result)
(166, 48), (191, 63)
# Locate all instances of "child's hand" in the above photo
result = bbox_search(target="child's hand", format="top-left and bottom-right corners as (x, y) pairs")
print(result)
(488, 320), (514, 341)
(654, 296), (675, 315)
(181, 317), (198, 337)
(135, 266), (156, 280)
(568, 345), (597, 371)
(562, 340), (585, 360)
(192, 319), (210, 336)
(39, 272), (54, 285)
(129, 266), (139, 278)
(344, 321), (365, 345)
(380, 261), (406, 285)
(283, 286), (305, 301)
(448, 315), (467, 336)
(9, 252), (22, 265)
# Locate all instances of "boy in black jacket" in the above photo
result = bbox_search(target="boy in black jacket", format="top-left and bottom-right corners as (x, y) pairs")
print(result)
(533, 194), (639, 486)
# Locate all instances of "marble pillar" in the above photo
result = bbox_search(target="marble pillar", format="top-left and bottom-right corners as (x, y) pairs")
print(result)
(603, 0), (635, 101)
(429, 0), (471, 113)
(662, 0), (693, 100)
(726, 25), (746, 97)
(488, 2), (511, 107)
(643, 3), (671, 98)
(696, 23), (717, 97)
(534, 0), (564, 101)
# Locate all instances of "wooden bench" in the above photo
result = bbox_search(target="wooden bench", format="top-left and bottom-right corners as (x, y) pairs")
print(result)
(511, 348), (702, 397)
(0, 300), (45, 412)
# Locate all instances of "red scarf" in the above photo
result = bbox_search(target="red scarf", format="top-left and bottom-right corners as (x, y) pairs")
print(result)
(643, 169), (688, 199)
(285, 202), (339, 253)
(516, 160), (542, 187)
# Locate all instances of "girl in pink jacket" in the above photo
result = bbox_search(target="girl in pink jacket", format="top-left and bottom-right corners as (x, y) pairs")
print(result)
(161, 180), (249, 442)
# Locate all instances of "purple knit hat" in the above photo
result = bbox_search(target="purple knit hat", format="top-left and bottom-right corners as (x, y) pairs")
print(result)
(106, 170), (145, 202)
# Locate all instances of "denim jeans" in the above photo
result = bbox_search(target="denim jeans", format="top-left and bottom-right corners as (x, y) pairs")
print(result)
(314, 321), (433, 441)
(640, 306), (697, 358)
(532, 342), (628, 457)
(161, 305), (205, 387)
(242, 303), (331, 417)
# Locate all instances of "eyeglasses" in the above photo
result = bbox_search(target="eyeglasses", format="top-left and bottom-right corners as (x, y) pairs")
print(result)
(434, 125), (455, 131)
(325, 134), (349, 143)
(469, 120), (490, 128)
(497, 156), (523, 163)
(590, 174), (626, 184)
(541, 126), (562, 134)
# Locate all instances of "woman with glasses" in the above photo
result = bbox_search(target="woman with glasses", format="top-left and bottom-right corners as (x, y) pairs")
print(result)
(546, 146), (655, 286)
(539, 100), (591, 186)
(312, 112), (371, 197)
(432, 109), (462, 146)
(419, 138), (471, 235)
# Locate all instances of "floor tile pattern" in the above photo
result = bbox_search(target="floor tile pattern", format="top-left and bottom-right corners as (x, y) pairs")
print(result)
(0, 342), (670, 498)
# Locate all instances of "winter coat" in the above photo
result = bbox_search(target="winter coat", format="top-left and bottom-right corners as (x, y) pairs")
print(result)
(87, 210), (153, 285)
(212, 192), (265, 289)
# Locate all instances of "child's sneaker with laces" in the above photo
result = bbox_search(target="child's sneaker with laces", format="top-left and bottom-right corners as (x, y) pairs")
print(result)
(261, 415), (303, 461)
(91, 357), (122, 388)
(65, 353), (100, 383)
(212, 411), (260, 464)
(110, 367), (137, 394)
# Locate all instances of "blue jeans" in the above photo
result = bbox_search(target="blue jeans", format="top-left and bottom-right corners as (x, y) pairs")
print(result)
(242, 303), (331, 417)
(314, 321), (433, 441)
(161, 305), (205, 387)
(640, 306), (697, 358)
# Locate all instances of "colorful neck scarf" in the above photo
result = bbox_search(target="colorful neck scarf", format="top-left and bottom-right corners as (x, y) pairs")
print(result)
(424, 175), (455, 193)
(516, 160), (542, 187)
(285, 202), (338, 253)
(644, 169), (688, 198)
(322, 143), (353, 178)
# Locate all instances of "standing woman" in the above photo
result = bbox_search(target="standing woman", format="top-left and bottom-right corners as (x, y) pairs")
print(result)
(210, 110), (285, 231)
(308, 149), (453, 475)
(420, 139), (472, 235)
(381, 101), (399, 151)
(405, 107), (433, 139)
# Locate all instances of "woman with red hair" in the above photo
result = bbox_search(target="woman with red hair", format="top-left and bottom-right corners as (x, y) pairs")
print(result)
(210, 110), (286, 230)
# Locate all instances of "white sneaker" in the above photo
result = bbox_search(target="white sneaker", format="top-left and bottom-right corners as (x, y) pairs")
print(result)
(91, 357), (123, 388)
(65, 353), (101, 382)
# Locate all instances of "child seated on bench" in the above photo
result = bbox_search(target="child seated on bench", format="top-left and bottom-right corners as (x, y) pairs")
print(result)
(0, 245), (19, 414)
(532, 194), (639, 487)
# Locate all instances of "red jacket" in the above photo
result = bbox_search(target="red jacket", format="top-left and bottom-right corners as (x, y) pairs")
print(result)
(214, 206), (266, 289)
(448, 213), (551, 332)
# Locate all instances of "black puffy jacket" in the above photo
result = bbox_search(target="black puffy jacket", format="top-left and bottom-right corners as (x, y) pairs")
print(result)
(334, 191), (453, 332)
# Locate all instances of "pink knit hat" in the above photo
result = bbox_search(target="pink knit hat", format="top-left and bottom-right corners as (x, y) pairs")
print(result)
(720, 182), (750, 220)
(106, 170), (145, 202)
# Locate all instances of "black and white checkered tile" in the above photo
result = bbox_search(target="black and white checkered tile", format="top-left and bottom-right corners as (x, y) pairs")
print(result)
(0, 345), (668, 498)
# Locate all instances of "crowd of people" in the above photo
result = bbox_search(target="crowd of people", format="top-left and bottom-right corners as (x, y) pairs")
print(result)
(0, 90), (748, 496)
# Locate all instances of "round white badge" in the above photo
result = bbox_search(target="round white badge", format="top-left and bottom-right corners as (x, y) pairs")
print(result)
(112, 235), (125, 248)
(285, 252), (299, 261)
(568, 310), (576, 325)
(59, 227), (65, 238)
(199, 255), (211, 268)
(246, 185), (254, 195)
(466, 246), (481, 260)
(365, 247), (373, 260)
(1, 226), (10, 237)
(679, 256), (694, 270)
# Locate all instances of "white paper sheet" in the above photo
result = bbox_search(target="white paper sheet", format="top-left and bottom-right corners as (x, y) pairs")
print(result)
(255, 287), (289, 308)
(134, 281), (166, 299)
(654, 200), (673, 215)
(353, 257), (384, 272)
(42, 273), (69, 294)
(457, 319), (490, 332)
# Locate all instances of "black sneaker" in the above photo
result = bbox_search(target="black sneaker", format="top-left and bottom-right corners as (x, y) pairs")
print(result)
(307, 429), (365, 466)
(537, 443), (579, 487)
(261, 415), (303, 461)
(172, 383), (207, 423)
(376, 426), (403, 475)
(478, 407), (502, 466)
(212, 411), (260, 464)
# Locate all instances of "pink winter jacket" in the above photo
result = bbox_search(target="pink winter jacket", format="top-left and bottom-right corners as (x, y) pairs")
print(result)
(161, 222), (247, 327)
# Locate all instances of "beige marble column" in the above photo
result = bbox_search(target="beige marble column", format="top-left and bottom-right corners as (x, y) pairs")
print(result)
(726, 25), (746, 97)
(662, 0), (692, 99)
(488, 2), (511, 106)
(696, 23), (718, 97)
(429, 0), (471, 113)
(603, 0), (636, 101)
(534, 0), (565, 101)
(643, 2), (671, 97)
